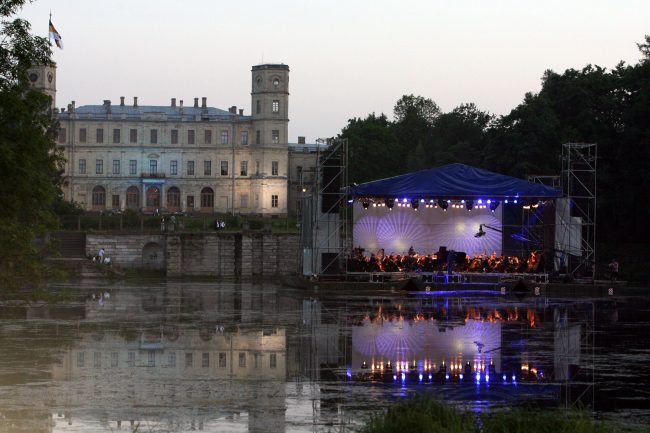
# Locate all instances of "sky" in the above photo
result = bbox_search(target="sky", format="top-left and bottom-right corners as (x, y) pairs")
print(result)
(19, 0), (650, 143)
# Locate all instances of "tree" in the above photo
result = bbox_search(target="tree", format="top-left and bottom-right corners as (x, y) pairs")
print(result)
(0, 0), (63, 291)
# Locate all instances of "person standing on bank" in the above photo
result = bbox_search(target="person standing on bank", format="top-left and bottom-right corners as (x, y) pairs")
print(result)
(608, 258), (619, 281)
(98, 247), (105, 263)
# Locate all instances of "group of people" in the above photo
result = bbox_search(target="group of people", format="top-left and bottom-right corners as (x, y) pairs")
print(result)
(347, 247), (543, 274)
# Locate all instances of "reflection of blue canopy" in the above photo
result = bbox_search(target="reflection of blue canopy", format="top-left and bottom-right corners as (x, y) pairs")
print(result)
(350, 163), (561, 199)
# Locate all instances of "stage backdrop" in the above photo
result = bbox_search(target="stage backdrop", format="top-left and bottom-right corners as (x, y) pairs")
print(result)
(353, 202), (503, 256)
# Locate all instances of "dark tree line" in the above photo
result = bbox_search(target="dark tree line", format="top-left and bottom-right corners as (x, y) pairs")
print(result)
(340, 36), (650, 245)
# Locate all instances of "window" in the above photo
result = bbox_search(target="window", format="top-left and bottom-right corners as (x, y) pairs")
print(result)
(272, 129), (279, 144)
(170, 160), (177, 175)
(148, 351), (155, 367)
(256, 130), (260, 145)
(79, 159), (86, 174)
(255, 161), (260, 175)
(297, 165), (303, 182)
(221, 130), (228, 144)
(96, 159), (103, 174)
(271, 194), (278, 208)
(112, 194), (119, 209)
(113, 128), (120, 143)
(168, 352), (176, 367)
(171, 129), (178, 144)
(272, 100), (279, 113)
(204, 160), (211, 176)
(150, 129), (158, 144)
(272, 160), (278, 176)
(240, 194), (248, 208)
(96, 128), (104, 143)
(58, 127), (66, 143)
(270, 353), (277, 369)
(112, 160), (120, 174)
(187, 160), (195, 175)
(219, 352), (227, 368)
(187, 195), (195, 209)
(126, 186), (139, 209)
(167, 187), (180, 208)
(240, 161), (248, 176)
(185, 352), (193, 368)
(204, 129), (212, 144)
(149, 160), (157, 175)
(94, 352), (102, 368)
(111, 352), (119, 368)
(256, 99), (261, 114)
(77, 352), (85, 368)
(200, 187), (214, 209)
(220, 161), (228, 176)
(239, 352), (246, 367)
(129, 160), (137, 175)
(146, 186), (160, 208)
(79, 128), (87, 142)
(202, 352), (209, 368)
(129, 129), (137, 143)
(254, 353), (260, 369)
(127, 351), (135, 367)
(188, 129), (195, 145)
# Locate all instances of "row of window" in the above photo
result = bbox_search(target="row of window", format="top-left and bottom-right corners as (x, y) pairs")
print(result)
(76, 350), (278, 369)
(90, 185), (279, 210)
(78, 159), (279, 177)
(59, 127), (280, 145)
(256, 99), (282, 115)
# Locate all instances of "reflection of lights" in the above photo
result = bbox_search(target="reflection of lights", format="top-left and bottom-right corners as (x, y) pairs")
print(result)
(459, 373), (464, 380)
(428, 373), (432, 381)
(401, 372), (406, 382)
(445, 373), (450, 380)
(418, 373), (423, 382)
(486, 374), (490, 383)
(512, 374), (517, 382)
(503, 374), (507, 382)
(475, 372), (481, 382)
(347, 369), (352, 378)
(393, 374), (397, 381)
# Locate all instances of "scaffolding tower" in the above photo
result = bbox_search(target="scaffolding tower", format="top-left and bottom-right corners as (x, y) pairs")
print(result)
(558, 143), (597, 281)
(300, 138), (349, 277)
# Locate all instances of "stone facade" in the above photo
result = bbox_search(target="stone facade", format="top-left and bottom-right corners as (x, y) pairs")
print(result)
(35, 64), (292, 216)
(86, 232), (300, 277)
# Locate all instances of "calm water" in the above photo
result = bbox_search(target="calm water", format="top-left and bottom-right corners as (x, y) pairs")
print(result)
(0, 279), (648, 432)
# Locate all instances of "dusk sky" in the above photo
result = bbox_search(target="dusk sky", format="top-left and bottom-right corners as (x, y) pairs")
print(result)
(21, 0), (650, 143)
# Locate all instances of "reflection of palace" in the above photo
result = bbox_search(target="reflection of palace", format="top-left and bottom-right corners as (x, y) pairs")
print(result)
(0, 283), (591, 432)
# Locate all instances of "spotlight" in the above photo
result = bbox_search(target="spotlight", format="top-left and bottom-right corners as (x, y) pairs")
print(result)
(385, 198), (394, 209)
(489, 201), (500, 212)
(411, 199), (419, 210)
(437, 199), (448, 211)
(465, 200), (474, 211)
(362, 201), (369, 209)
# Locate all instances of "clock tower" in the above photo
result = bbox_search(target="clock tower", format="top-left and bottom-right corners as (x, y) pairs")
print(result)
(27, 63), (57, 109)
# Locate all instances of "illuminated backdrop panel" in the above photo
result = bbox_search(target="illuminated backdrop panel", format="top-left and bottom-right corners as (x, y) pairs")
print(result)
(353, 202), (503, 256)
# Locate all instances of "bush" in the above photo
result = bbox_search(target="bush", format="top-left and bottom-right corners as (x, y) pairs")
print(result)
(481, 407), (607, 433)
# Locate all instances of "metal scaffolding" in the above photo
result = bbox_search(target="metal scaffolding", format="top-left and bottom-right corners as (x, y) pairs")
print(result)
(559, 143), (597, 281)
(300, 138), (349, 277)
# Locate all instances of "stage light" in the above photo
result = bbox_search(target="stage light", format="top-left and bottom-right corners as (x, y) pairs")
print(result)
(503, 374), (507, 382)
(437, 199), (448, 211)
(465, 200), (474, 211)
(490, 201), (500, 212)
(362, 201), (369, 209)
(445, 373), (450, 380)
(402, 198), (408, 203)
(504, 199), (509, 204)
(411, 199), (419, 210)
(459, 373), (464, 380)
(401, 372), (406, 382)
(419, 373), (423, 382)
(477, 199), (483, 205)
(476, 372), (481, 382)
(385, 198), (394, 209)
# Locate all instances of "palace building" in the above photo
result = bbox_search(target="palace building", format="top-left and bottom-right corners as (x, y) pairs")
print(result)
(31, 63), (299, 216)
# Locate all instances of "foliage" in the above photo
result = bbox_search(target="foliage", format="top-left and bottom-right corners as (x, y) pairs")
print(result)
(481, 407), (607, 433)
(356, 395), (475, 433)
(0, 0), (63, 292)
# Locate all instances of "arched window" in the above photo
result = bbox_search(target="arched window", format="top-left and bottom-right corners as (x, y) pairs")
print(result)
(126, 186), (140, 209)
(200, 187), (214, 210)
(146, 186), (160, 208)
(167, 186), (181, 210)
(92, 186), (106, 210)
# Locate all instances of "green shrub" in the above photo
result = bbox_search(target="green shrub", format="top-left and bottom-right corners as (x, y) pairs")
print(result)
(481, 407), (607, 433)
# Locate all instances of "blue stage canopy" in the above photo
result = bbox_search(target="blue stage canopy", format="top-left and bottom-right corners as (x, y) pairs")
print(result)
(350, 163), (561, 199)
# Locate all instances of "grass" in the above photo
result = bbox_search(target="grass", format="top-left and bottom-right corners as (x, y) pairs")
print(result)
(355, 396), (634, 433)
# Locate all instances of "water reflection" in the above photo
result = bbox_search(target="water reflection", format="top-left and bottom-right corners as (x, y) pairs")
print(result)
(0, 281), (647, 432)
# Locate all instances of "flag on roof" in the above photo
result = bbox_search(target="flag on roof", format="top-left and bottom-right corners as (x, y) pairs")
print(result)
(49, 19), (63, 49)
